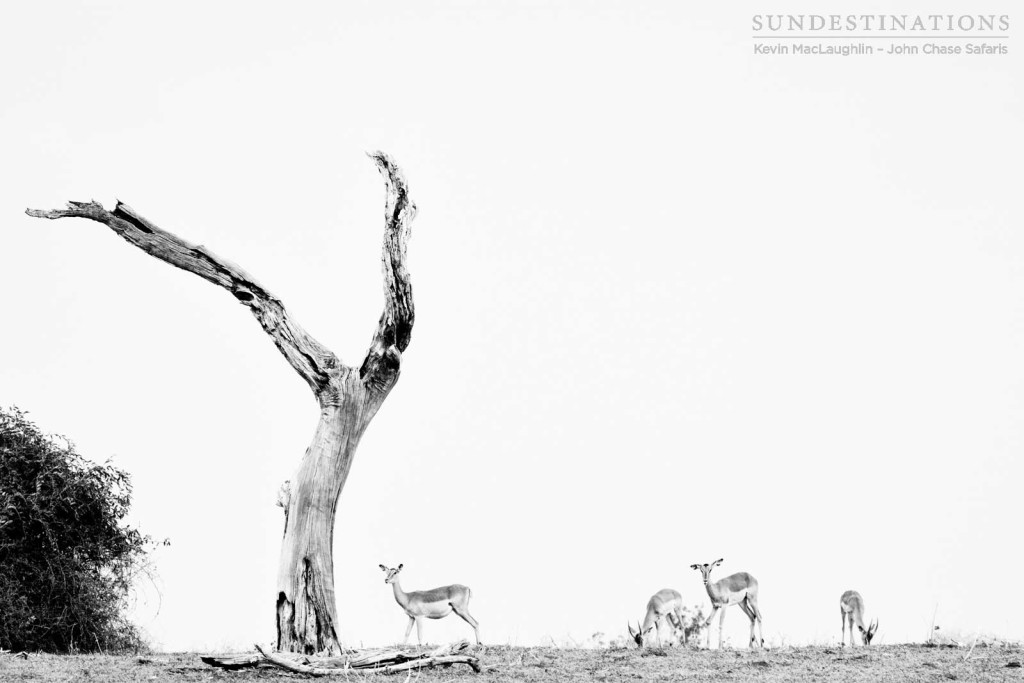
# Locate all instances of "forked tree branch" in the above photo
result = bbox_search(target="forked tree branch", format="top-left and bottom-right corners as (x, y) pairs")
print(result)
(370, 151), (416, 352)
(359, 152), (417, 388)
(25, 200), (339, 396)
(26, 152), (418, 399)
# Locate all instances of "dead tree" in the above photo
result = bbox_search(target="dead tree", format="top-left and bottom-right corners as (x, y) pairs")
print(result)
(26, 152), (417, 654)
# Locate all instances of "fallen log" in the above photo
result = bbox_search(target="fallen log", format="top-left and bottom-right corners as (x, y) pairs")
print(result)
(201, 649), (311, 670)
(375, 654), (482, 674)
(199, 653), (264, 670)
(244, 639), (480, 676)
(254, 646), (340, 676)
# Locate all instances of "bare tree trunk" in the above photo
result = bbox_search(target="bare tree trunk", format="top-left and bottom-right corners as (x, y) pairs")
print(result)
(274, 374), (395, 653)
(27, 152), (418, 654)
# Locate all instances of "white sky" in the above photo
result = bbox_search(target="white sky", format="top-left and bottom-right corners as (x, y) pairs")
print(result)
(1, 1), (1021, 651)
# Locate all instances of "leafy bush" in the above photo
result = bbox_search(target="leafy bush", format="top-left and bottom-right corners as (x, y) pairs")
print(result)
(0, 407), (158, 653)
(679, 605), (708, 644)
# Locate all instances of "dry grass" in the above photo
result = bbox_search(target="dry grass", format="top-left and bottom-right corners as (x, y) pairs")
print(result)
(1, 643), (1022, 682)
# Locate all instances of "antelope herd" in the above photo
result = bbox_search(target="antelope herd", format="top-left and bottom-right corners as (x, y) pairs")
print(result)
(380, 559), (878, 649)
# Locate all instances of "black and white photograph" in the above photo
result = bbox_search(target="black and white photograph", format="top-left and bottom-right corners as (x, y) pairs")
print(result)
(0, 2), (1021, 680)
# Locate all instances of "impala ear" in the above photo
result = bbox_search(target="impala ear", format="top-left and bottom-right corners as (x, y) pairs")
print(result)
(397, 563), (403, 571)
(379, 564), (387, 571)
(713, 558), (723, 566)
(690, 564), (700, 570)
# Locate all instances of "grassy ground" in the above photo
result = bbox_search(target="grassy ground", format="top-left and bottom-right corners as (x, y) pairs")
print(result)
(1, 643), (1022, 682)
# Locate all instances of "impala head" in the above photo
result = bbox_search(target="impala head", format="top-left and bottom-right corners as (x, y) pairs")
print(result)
(690, 558), (723, 584)
(379, 563), (403, 584)
(860, 618), (879, 645)
(626, 621), (654, 647)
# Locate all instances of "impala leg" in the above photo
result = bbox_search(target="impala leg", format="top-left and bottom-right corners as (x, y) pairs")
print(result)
(746, 595), (764, 648)
(452, 604), (481, 645)
(415, 617), (424, 645)
(704, 606), (719, 649)
(669, 610), (685, 646)
(718, 606), (727, 649)
(841, 610), (846, 647)
(403, 616), (415, 645)
(738, 600), (757, 648)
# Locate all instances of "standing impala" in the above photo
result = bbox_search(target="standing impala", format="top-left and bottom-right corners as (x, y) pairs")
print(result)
(691, 558), (764, 649)
(839, 590), (878, 646)
(379, 564), (480, 645)
(627, 589), (688, 647)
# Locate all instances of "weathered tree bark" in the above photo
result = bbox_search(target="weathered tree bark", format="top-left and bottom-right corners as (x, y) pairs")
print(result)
(27, 152), (417, 654)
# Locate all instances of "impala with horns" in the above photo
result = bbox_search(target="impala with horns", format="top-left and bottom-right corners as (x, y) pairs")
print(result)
(627, 589), (688, 647)
(691, 558), (764, 649)
(840, 590), (878, 646)
(379, 564), (481, 645)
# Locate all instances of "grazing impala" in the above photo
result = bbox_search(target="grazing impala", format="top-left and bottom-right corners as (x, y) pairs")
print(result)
(691, 558), (764, 649)
(840, 590), (878, 646)
(627, 589), (688, 647)
(379, 564), (480, 645)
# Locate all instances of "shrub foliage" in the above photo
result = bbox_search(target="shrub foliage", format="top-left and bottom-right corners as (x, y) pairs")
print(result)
(680, 605), (708, 643)
(0, 407), (154, 652)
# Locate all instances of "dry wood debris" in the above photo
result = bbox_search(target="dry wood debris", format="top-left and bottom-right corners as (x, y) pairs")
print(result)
(202, 639), (481, 676)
